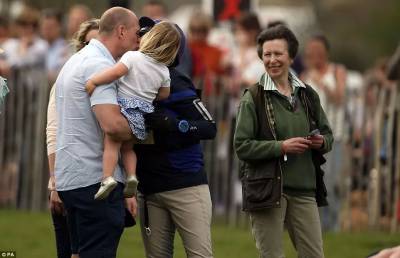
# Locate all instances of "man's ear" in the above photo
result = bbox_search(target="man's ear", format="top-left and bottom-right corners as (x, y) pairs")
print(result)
(116, 25), (125, 39)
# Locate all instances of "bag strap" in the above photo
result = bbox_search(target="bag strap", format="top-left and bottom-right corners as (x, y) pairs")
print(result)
(246, 84), (277, 139)
(143, 195), (151, 236)
(300, 85), (318, 131)
(300, 85), (327, 165)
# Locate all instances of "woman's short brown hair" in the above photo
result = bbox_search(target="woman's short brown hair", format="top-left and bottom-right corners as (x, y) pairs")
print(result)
(257, 25), (299, 59)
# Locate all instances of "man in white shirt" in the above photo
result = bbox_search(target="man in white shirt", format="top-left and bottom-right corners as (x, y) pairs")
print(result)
(55, 7), (139, 257)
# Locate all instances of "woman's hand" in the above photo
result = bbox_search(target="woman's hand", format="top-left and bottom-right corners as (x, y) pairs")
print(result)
(85, 80), (97, 96)
(282, 137), (311, 154)
(307, 135), (324, 149)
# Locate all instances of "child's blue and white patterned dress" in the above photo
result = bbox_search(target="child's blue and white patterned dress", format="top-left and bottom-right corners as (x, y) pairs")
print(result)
(117, 96), (154, 140)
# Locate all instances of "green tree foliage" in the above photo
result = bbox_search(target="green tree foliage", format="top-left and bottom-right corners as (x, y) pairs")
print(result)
(315, 0), (400, 70)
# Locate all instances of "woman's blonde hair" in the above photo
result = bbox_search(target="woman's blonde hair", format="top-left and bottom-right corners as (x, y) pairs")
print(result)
(139, 21), (181, 66)
(71, 18), (100, 52)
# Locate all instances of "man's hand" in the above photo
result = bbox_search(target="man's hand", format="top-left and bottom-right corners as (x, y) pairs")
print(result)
(125, 197), (137, 218)
(282, 137), (311, 154)
(49, 191), (64, 215)
(307, 135), (324, 149)
(85, 79), (97, 96)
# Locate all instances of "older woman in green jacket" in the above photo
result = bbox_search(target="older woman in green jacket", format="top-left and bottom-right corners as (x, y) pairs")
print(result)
(234, 25), (333, 258)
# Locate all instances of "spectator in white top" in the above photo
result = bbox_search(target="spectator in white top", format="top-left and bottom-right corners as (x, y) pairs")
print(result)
(302, 33), (347, 232)
(0, 6), (48, 77)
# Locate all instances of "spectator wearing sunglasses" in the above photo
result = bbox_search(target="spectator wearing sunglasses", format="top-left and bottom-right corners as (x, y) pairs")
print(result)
(0, 6), (48, 77)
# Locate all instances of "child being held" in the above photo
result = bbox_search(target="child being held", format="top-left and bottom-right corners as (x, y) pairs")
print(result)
(86, 21), (181, 200)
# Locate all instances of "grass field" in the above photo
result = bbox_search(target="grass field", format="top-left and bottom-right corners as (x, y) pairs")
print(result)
(0, 209), (398, 258)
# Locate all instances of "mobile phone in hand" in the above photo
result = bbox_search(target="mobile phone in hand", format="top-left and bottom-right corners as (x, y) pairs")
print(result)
(307, 129), (320, 137)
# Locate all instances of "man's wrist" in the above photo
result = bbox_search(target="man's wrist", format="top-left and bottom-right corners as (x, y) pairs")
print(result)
(48, 176), (56, 191)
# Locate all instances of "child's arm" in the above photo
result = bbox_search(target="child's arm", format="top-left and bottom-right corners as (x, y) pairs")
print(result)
(86, 62), (128, 95)
(155, 87), (170, 101)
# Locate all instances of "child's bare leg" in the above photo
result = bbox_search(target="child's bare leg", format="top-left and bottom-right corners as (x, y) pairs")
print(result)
(121, 140), (138, 197)
(103, 135), (122, 178)
(121, 140), (137, 178)
(94, 135), (122, 200)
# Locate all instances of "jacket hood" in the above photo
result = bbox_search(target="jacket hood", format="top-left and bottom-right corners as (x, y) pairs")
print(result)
(170, 24), (186, 68)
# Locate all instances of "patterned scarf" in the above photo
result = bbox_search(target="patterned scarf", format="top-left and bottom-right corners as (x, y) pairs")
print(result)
(259, 71), (306, 140)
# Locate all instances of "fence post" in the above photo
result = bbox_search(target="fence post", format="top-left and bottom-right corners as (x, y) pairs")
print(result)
(391, 89), (400, 233)
(0, 66), (49, 211)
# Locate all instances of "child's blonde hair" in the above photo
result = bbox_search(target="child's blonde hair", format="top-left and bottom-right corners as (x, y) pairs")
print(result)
(139, 21), (181, 66)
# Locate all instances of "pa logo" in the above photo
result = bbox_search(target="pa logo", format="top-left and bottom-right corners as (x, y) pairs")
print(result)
(0, 251), (16, 257)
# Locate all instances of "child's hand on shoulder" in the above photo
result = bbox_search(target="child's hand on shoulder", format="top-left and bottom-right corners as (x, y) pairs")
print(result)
(85, 79), (96, 96)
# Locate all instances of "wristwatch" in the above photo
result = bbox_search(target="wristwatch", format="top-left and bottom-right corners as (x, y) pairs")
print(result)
(178, 120), (189, 133)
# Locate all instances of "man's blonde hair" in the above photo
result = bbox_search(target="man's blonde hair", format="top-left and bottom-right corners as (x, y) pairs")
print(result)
(139, 21), (181, 66)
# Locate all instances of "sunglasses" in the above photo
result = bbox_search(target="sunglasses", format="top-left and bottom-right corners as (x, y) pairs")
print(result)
(137, 26), (152, 37)
(16, 20), (36, 27)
